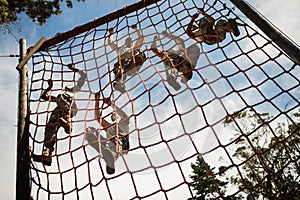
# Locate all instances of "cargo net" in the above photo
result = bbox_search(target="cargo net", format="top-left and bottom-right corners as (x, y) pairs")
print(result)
(28, 0), (300, 199)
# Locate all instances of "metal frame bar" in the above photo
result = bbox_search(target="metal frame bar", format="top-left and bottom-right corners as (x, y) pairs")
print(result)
(229, 0), (300, 65)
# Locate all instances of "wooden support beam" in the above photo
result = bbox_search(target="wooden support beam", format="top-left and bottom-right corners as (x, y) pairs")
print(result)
(16, 37), (46, 71)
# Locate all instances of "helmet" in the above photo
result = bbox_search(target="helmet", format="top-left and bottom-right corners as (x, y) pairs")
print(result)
(63, 86), (74, 97)
(125, 37), (133, 47)
(64, 85), (73, 91)
(216, 19), (228, 27)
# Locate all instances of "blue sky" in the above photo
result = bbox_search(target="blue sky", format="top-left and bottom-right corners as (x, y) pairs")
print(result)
(0, 0), (299, 199)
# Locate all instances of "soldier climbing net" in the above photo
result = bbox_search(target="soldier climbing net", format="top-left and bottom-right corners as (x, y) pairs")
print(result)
(27, 0), (299, 199)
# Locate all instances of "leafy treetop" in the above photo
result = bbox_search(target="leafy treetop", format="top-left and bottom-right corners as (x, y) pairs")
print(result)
(0, 0), (86, 25)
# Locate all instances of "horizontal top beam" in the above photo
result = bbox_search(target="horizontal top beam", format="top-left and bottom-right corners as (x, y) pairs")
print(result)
(39, 0), (162, 51)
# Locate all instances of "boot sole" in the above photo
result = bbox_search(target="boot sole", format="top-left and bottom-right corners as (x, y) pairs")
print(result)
(102, 148), (115, 174)
(32, 154), (52, 166)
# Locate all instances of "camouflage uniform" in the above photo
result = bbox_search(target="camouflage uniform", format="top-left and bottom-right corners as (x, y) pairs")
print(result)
(162, 43), (200, 82)
(33, 70), (86, 166)
(43, 91), (78, 153)
(85, 96), (130, 174)
(108, 28), (146, 92)
(105, 121), (130, 155)
(86, 124), (129, 157)
(113, 49), (146, 81)
(190, 16), (240, 45)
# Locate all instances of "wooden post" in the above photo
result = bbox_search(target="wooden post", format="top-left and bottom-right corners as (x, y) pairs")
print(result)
(16, 37), (46, 71)
(229, 0), (300, 65)
(16, 38), (30, 200)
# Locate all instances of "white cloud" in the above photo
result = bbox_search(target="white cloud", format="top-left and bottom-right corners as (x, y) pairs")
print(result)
(247, 0), (300, 45)
(0, 56), (19, 200)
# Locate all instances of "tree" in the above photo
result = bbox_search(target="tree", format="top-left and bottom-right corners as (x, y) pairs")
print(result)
(223, 108), (300, 199)
(0, 0), (86, 25)
(188, 156), (229, 200)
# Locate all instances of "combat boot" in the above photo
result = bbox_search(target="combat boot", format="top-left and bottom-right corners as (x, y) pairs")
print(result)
(32, 147), (53, 166)
(102, 147), (116, 174)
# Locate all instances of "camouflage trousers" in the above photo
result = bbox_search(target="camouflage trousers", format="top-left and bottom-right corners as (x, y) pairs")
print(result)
(44, 108), (72, 152)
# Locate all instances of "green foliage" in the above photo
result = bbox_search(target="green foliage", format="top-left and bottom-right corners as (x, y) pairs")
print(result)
(188, 156), (229, 199)
(224, 108), (300, 199)
(0, 0), (86, 25)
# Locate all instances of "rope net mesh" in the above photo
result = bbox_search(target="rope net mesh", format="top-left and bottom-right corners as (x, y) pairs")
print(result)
(28, 0), (299, 199)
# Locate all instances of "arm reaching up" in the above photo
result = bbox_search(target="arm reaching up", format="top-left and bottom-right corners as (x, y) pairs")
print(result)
(150, 35), (164, 59)
(186, 13), (199, 39)
(131, 25), (144, 50)
(67, 64), (86, 93)
(108, 27), (118, 51)
(198, 8), (215, 24)
(40, 79), (57, 102)
(161, 30), (186, 51)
